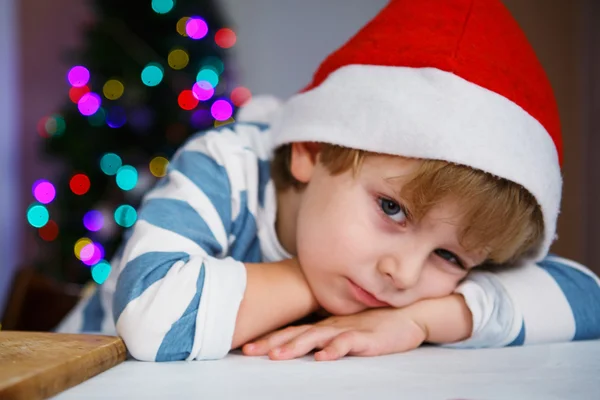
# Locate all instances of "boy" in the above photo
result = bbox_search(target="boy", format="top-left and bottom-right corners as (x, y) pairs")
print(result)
(56, 0), (600, 361)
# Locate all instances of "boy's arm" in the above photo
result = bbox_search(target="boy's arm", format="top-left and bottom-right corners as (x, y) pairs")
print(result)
(439, 255), (600, 348)
(114, 125), (316, 362)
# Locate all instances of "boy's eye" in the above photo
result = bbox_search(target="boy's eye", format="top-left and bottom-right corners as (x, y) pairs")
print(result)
(378, 197), (408, 224)
(435, 249), (465, 270)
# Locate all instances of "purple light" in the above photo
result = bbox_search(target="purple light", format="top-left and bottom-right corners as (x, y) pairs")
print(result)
(32, 180), (56, 204)
(106, 106), (127, 128)
(81, 242), (104, 266)
(192, 81), (215, 101)
(68, 66), (90, 87)
(83, 210), (104, 232)
(186, 18), (208, 40)
(211, 99), (233, 121)
(78, 92), (102, 116)
(191, 109), (213, 128)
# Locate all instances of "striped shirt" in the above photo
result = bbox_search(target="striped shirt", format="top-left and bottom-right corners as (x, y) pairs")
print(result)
(55, 121), (600, 361)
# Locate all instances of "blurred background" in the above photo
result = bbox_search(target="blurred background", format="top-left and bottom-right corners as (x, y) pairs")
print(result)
(0, 0), (599, 330)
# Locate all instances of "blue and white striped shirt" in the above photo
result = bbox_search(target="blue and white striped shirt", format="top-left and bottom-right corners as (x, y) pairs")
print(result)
(56, 119), (600, 361)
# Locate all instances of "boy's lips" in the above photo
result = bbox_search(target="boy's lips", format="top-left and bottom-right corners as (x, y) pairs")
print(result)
(347, 279), (390, 308)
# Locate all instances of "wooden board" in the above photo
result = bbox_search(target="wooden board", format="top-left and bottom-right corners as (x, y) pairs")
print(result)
(0, 331), (126, 400)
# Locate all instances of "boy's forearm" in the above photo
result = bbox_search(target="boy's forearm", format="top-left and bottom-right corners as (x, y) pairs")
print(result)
(407, 294), (473, 344)
(231, 259), (319, 349)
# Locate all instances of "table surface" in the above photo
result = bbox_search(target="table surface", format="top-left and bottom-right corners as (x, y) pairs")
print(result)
(52, 340), (600, 400)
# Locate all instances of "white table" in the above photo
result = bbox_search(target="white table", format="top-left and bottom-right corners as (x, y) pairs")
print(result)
(53, 340), (600, 400)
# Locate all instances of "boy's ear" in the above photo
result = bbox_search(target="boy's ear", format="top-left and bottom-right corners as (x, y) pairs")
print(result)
(289, 142), (321, 184)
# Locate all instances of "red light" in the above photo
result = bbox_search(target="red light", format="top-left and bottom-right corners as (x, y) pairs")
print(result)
(231, 87), (252, 107)
(70, 174), (91, 195)
(37, 116), (50, 138)
(178, 90), (199, 111)
(69, 85), (90, 103)
(215, 28), (237, 49)
(39, 220), (59, 241)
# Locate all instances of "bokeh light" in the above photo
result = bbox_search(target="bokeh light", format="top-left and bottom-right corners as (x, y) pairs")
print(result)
(70, 174), (91, 195)
(129, 107), (154, 133)
(149, 156), (169, 177)
(103, 79), (125, 100)
(166, 123), (188, 144)
(27, 203), (49, 228)
(176, 17), (191, 36)
(190, 109), (213, 128)
(178, 90), (199, 110)
(100, 153), (122, 176)
(116, 165), (138, 191)
(152, 0), (175, 14)
(83, 210), (104, 232)
(106, 106), (127, 128)
(78, 92), (102, 116)
(32, 180), (56, 204)
(43, 115), (66, 137)
(81, 242), (104, 266)
(74, 237), (92, 260)
(196, 68), (219, 88)
(141, 63), (164, 87)
(215, 28), (236, 49)
(69, 85), (90, 103)
(68, 66), (90, 87)
(231, 86), (252, 107)
(211, 99), (233, 121)
(114, 205), (137, 227)
(214, 117), (235, 128)
(88, 107), (106, 127)
(186, 18), (208, 39)
(39, 220), (59, 241)
(192, 81), (214, 101)
(168, 49), (189, 70)
(202, 56), (224, 75)
(91, 260), (111, 284)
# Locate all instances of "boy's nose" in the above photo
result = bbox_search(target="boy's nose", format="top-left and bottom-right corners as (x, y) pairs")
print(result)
(376, 255), (421, 290)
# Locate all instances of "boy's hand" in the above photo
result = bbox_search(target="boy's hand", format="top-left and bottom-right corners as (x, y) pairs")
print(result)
(241, 294), (472, 361)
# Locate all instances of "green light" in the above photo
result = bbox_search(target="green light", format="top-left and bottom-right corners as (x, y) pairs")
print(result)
(91, 260), (111, 284)
(114, 205), (137, 228)
(27, 203), (49, 228)
(100, 153), (122, 176)
(196, 68), (219, 88)
(141, 63), (164, 87)
(88, 107), (106, 127)
(152, 0), (175, 14)
(116, 165), (138, 191)
(202, 56), (224, 75)
(47, 114), (66, 136)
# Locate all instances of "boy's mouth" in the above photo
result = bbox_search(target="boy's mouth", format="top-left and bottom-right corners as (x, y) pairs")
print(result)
(347, 279), (390, 308)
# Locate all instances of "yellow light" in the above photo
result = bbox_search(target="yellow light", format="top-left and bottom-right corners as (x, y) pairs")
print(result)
(176, 17), (191, 37)
(168, 49), (189, 70)
(214, 117), (235, 128)
(149, 156), (169, 177)
(74, 237), (93, 260)
(103, 79), (125, 100)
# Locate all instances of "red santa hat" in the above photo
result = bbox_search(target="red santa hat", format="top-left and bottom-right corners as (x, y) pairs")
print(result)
(264, 0), (563, 262)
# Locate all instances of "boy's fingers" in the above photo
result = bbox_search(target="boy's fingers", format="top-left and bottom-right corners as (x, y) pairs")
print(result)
(243, 325), (312, 356)
(315, 330), (369, 361)
(268, 326), (340, 360)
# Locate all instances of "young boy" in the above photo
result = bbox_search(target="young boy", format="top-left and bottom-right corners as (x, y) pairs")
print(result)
(56, 0), (600, 361)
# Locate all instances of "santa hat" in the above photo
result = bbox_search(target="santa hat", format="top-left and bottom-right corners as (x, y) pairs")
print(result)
(263, 0), (563, 263)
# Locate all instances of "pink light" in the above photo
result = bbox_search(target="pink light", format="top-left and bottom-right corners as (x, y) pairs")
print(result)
(211, 99), (233, 121)
(192, 81), (215, 101)
(186, 18), (208, 40)
(68, 66), (90, 88)
(81, 242), (104, 266)
(78, 92), (102, 116)
(32, 180), (56, 204)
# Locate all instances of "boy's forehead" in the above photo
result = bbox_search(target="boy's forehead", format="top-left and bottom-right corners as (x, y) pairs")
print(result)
(364, 154), (422, 177)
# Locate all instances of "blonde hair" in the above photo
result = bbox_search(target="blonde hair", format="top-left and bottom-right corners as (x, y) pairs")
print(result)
(271, 143), (544, 266)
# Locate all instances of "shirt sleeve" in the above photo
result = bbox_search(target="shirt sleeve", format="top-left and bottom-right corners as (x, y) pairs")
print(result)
(445, 255), (600, 348)
(112, 124), (267, 362)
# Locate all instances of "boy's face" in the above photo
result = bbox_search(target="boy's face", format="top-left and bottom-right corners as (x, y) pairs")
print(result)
(281, 143), (486, 316)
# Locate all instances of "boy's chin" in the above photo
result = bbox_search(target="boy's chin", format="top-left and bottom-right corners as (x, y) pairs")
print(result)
(317, 292), (366, 316)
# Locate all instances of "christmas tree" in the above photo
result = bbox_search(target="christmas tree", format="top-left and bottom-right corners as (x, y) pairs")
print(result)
(28, 0), (250, 286)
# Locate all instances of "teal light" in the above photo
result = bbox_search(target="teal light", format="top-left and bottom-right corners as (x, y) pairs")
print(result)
(141, 63), (164, 87)
(116, 165), (138, 191)
(100, 153), (122, 176)
(91, 260), (112, 284)
(114, 205), (137, 228)
(196, 68), (219, 88)
(27, 203), (49, 228)
(88, 107), (106, 127)
(202, 56), (224, 75)
(152, 0), (175, 14)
